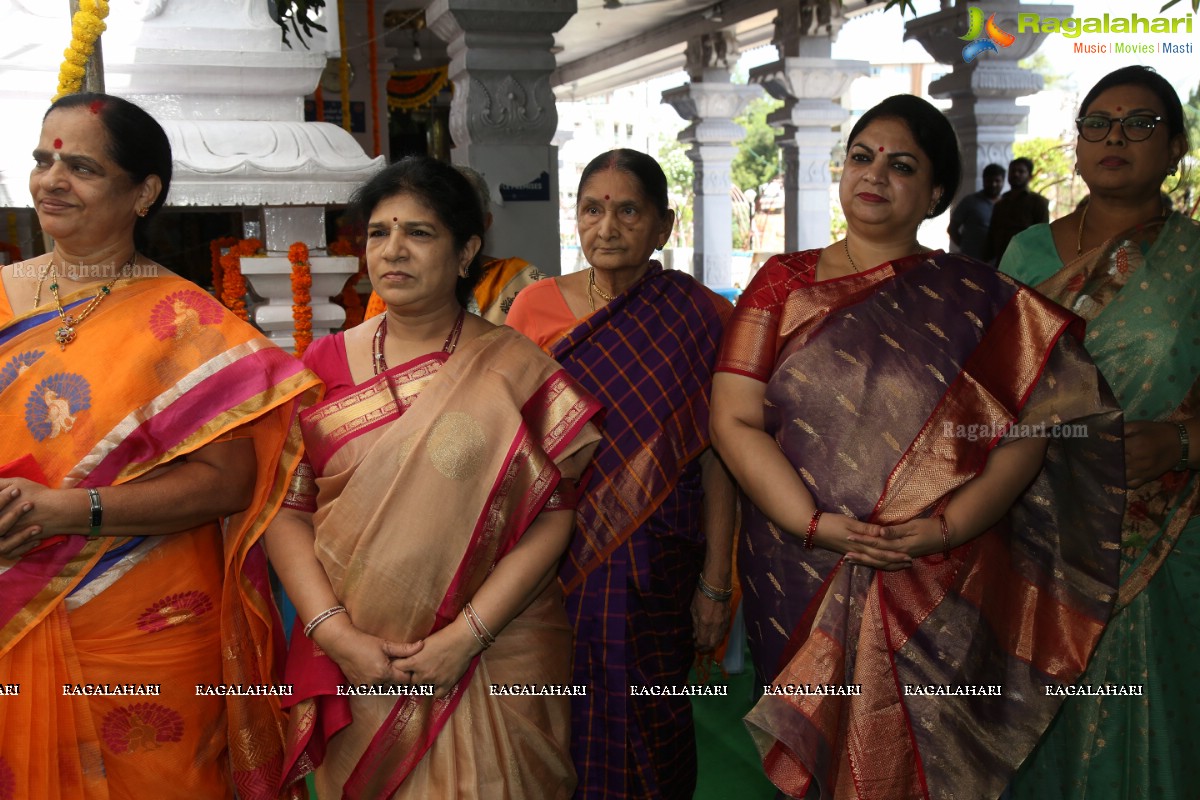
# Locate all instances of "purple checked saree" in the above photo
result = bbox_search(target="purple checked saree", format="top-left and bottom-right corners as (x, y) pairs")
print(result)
(543, 264), (730, 799)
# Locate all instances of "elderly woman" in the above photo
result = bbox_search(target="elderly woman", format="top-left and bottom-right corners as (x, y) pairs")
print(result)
(710, 95), (1125, 799)
(506, 148), (736, 799)
(1000, 65), (1198, 798)
(266, 156), (601, 798)
(0, 93), (316, 798)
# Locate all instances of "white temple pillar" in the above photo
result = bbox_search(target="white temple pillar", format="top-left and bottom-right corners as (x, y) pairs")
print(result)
(750, 5), (865, 252)
(904, 2), (1066, 204)
(662, 33), (760, 289)
(427, 0), (575, 276)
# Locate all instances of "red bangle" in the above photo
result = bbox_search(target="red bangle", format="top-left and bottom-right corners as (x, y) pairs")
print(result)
(804, 510), (822, 550)
(936, 514), (950, 557)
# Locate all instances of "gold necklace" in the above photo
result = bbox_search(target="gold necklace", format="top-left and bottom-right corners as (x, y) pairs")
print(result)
(588, 268), (615, 312)
(48, 256), (134, 349)
(1075, 202), (1089, 255)
(32, 262), (51, 308)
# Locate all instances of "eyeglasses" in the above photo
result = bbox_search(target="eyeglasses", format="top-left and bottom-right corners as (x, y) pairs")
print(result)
(1075, 114), (1161, 142)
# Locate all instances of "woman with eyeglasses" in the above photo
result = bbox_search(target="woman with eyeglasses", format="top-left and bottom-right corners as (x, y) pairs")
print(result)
(1001, 65), (1199, 798)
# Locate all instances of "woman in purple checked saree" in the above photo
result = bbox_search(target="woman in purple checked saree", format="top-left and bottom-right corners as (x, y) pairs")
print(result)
(507, 149), (737, 799)
(710, 95), (1125, 799)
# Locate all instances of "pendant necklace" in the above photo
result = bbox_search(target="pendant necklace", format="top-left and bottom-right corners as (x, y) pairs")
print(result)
(48, 255), (135, 349)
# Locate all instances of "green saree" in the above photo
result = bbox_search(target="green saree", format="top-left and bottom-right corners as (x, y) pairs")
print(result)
(1001, 212), (1200, 799)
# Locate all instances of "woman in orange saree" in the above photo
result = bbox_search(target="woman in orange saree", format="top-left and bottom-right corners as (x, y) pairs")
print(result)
(711, 95), (1125, 799)
(0, 93), (318, 799)
(268, 157), (601, 799)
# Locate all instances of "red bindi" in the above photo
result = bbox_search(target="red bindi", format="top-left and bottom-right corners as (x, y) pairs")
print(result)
(604, 194), (610, 200)
(53, 138), (62, 149)
(89, 99), (104, 115)
(392, 217), (398, 222)
(878, 146), (884, 152)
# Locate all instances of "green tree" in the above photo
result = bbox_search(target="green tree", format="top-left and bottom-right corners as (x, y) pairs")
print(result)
(1178, 82), (1200, 217)
(732, 97), (783, 197)
(657, 136), (694, 247)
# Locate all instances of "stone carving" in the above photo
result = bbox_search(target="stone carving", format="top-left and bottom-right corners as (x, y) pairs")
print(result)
(449, 72), (558, 146)
(684, 32), (737, 79)
(164, 120), (383, 206)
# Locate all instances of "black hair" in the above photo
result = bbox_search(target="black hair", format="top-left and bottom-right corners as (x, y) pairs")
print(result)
(1080, 65), (1187, 146)
(45, 92), (172, 252)
(848, 95), (961, 217)
(1010, 157), (1035, 174)
(982, 163), (1006, 179)
(578, 148), (671, 219)
(347, 156), (485, 308)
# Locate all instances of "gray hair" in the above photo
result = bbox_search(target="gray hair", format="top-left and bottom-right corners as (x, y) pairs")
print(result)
(455, 165), (491, 217)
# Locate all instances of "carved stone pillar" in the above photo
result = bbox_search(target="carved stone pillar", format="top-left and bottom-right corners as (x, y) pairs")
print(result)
(905, 2), (1067, 203)
(662, 32), (760, 288)
(427, 0), (575, 275)
(750, 5), (865, 252)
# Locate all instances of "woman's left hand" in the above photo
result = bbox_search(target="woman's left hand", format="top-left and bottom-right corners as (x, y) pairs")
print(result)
(850, 517), (947, 562)
(384, 621), (481, 700)
(1125, 420), (1182, 488)
(690, 591), (732, 653)
(0, 481), (41, 558)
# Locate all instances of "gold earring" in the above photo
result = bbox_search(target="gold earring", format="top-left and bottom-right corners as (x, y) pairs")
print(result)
(137, 206), (150, 218)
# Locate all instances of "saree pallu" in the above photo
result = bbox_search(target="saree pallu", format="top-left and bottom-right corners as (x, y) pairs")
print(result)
(723, 251), (1124, 800)
(546, 264), (731, 799)
(1003, 214), (1200, 799)
(279, 326), (601, 799)
(0, 272), (319, 800)
(469, 257), (542, 324)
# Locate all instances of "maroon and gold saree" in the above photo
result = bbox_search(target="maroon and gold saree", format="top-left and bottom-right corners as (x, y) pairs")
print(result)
(279, 325), (601, 799)
(718, 250), (1124, 799)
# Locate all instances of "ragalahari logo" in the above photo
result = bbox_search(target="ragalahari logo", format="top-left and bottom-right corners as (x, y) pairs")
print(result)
(960, 7), (1015, 62)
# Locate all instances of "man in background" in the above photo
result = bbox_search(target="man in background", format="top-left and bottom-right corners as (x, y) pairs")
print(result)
(985, 157), (1050, 264)
(948, 163), (1005, 261)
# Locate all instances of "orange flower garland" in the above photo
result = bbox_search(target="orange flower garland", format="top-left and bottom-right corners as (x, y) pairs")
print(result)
(289, 242), (314, 356)
(209, 235), (237, 300)
(219, 238), (262, 321)
(329, 237), (366, 329)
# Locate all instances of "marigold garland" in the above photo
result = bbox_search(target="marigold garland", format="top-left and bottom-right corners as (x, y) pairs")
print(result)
(366, 0), (380, 156)
(209, 236), (238, 301)
(329, 237), (366, 329)
(289, 242), (314, 356)
(218, 238), (262, 321)
(54, 0), (110, 100)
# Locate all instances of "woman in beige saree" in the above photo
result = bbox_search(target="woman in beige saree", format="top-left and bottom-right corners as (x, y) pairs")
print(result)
(265, 157), (602, 799)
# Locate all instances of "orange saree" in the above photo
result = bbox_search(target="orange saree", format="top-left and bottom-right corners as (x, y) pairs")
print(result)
(0, 271), (319, 800)
(279, 326), (601, 799)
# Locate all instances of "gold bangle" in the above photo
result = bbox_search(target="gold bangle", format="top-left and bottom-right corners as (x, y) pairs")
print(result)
(936, 515), (951, 558)
(697, 574), (733, 602)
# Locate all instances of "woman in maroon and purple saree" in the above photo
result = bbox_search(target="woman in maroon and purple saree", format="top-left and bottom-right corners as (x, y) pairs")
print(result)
(711, 96), (1125, 799)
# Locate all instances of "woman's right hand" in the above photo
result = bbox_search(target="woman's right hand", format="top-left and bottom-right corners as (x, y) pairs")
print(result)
(812, 514), (914, 571)
(313, 617), (410, 688)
